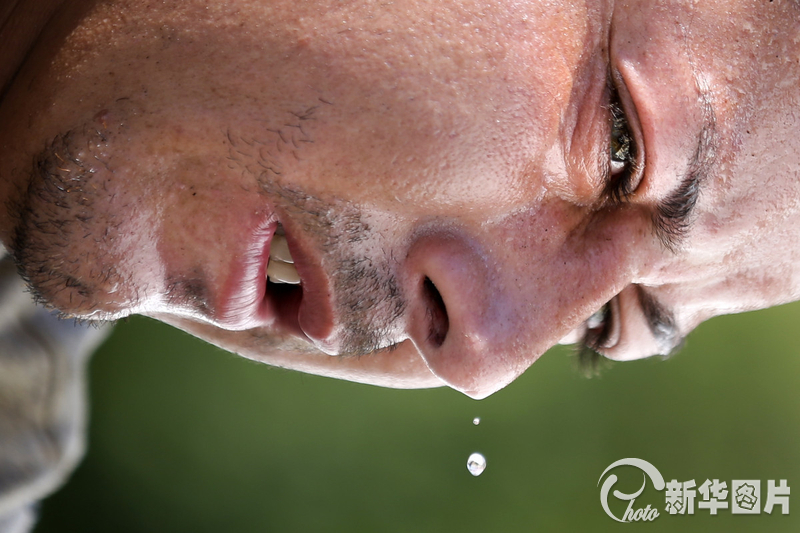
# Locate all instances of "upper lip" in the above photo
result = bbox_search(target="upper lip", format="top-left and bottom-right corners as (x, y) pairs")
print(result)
(277, 217), (338, 352)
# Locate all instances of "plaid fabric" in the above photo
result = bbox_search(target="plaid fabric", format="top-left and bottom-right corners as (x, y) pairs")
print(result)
(0, 255), (110, 532)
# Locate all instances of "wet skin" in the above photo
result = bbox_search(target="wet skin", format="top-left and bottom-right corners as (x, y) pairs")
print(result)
(1, 0), (800, 398)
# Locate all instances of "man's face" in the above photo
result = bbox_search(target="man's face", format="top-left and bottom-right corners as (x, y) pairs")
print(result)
(2, 0), (799, 398)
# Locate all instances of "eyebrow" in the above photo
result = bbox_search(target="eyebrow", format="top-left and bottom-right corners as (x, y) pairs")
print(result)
(577, 88), (716, 367)
(650, 96), (718, 252)
(636, 286), (682, 355)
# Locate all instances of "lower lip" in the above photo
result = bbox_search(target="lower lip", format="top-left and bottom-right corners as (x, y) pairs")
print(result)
(215, 218), (279, 330)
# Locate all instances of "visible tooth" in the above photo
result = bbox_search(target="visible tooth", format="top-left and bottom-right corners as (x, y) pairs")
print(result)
(267, 258), (301, 284)
(270, 234), (294, 263)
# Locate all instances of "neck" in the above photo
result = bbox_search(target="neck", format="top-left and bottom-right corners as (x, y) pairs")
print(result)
(0, 0), (67, 99)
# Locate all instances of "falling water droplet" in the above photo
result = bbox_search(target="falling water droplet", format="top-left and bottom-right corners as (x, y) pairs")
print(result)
(467, 452), (486, 476)
(472, 417), (481, 426)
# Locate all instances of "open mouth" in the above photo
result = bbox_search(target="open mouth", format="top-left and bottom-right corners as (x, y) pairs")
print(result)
(213, 217), (334, 349)
(213, 220), (303, 331)
(263, 223), (305, 333)
(267, 225), (300, 284)
(267, 221), (339, 351)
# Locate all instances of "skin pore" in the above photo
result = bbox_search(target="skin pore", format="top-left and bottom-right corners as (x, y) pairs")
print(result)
(1, 0), (800, 399)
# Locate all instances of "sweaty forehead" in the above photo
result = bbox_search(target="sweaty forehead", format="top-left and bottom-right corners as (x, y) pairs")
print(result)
(53, 0), (603, 117)
(30, 1), (600, 207)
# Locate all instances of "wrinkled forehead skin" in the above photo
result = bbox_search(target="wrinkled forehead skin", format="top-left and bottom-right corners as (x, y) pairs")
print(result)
(1, 0), (799, 398)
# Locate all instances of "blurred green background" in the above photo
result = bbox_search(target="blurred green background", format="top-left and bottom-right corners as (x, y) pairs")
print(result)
(33, 302), (800, 532)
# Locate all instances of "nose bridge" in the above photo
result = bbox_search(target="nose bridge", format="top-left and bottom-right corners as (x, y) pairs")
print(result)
(404, 232), (526, 399)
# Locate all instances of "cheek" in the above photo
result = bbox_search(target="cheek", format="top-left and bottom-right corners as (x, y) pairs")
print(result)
(267, 76), (553, 218)
(487, 202), (648, 332)
(154, 174), (274, 270)
(286, 126), (548, 220)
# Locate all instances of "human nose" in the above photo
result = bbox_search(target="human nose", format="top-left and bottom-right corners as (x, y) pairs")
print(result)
(403, 232), (522, 399)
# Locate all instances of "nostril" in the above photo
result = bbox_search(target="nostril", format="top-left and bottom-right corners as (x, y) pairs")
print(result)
(422, 277), (449, 347)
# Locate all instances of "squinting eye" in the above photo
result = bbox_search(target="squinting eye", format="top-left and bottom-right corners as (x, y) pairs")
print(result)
(607, 84), (638, 203)
(610, 104), (632, 173)
(586, 304), (608, 330)
(576, 300), (616, 375)
(585, 301), (612, 349)
(583, 296), (621, 352)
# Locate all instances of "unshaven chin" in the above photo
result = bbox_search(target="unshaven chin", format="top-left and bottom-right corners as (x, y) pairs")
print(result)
(6, 127), (139, 319)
